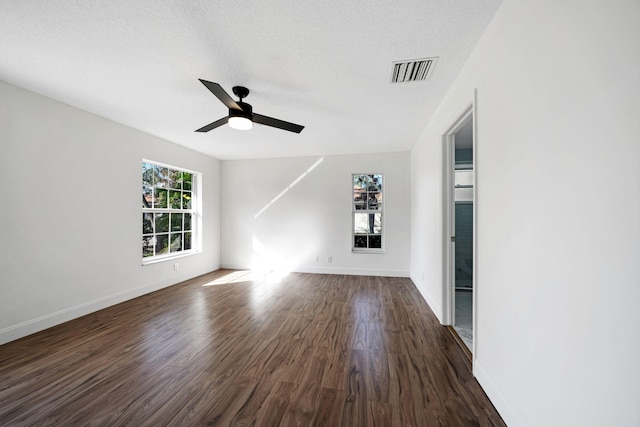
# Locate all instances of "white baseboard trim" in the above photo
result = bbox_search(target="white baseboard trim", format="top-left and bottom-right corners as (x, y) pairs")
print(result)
(409, 275), (443, 322)
(474, 359), (524, 427)
(0, 279), (182, 345)
(295, 266), (409, 277)
(220, 262), (409, 278)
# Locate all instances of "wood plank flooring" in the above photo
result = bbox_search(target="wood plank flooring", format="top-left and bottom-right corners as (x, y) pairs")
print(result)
(0, 270), (505, 426)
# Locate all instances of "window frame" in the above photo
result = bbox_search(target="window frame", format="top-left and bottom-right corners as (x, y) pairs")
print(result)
(352, 173), (384, 253)
(142, 159), (202, 265)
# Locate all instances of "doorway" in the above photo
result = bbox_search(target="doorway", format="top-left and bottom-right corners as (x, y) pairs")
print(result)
(443, 104), (475, 355)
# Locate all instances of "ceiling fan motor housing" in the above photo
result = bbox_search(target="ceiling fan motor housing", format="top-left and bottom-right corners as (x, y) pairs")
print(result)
(230, 101), (252, 119)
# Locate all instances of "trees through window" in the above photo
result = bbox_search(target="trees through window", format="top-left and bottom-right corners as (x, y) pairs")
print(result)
(353, 174), (383, 251)
(142, 161), (199, 262)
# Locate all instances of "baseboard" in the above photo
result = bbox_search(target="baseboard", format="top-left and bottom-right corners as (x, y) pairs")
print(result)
(294, 265), (409, 277)
(410, 277), (443, 322)
(474, 359), (524, 427)
(0, 279), (180, 346)
(219, 262), (409, 278)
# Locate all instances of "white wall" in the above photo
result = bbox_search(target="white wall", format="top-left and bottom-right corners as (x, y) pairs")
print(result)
(221, 152), (410, 276)
(0, 81), (221, 344)
(410, 0), (640, 425)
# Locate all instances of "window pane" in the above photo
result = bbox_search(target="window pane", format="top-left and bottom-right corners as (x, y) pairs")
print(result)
(155, 213), (169, 233)
(154, 165), (168, 188)
(143, 236), (154, 257)
(367, 175), (382, 191)
(156, 234), (169, 254)
(182, 191), (192, 209)
(171, 213), (183, 231)
(183, 172), (192, 191)
(353, 174), (368, 189)
(169, 169), (182, 189)
(369, 235), (382, 248)
(356, 213), (381, 234)
(169, 190), (182, 209)
(373, 213), (382, 234)
(170, 233), (182, 252)
(354, 213), (369, 233)
(155, 188), (168, 208)
(184, 214), (192, 231)
(143, 186), (153, 208)
(142, 163), (154, 187)
(143, 213), (154, 234)
(354, 188), (366, 210)
(367, 192), (381, 210)
(354, 235), (367, 248)
(184, 232), (192, 250)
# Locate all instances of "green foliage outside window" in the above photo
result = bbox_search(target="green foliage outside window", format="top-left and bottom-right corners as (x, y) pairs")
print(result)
(142, 162), (196, 259)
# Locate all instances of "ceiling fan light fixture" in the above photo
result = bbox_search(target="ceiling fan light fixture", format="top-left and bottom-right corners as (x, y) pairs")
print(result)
(228, 115), (253, 130)
(195, 80), (304, 134)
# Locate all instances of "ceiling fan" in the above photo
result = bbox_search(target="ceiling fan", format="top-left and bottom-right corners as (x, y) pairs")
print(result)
(195, 79), (304, 134)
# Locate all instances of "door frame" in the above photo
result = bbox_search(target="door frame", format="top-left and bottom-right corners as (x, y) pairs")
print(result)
(442, 93), (477, 358)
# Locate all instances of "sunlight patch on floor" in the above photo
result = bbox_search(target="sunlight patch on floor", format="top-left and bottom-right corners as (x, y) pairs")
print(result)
(201, 269), (291, 287)
(202, 270), (257, 286)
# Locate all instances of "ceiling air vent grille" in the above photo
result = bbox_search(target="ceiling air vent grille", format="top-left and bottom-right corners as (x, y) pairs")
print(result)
(391, 57), (438, 83)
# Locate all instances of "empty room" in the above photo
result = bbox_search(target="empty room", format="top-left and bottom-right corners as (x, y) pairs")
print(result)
(1, 0), (638, 426)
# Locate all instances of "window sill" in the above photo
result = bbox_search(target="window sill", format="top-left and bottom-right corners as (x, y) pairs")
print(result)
(352, 249), (385, 254)
(142, 250), (200, 266)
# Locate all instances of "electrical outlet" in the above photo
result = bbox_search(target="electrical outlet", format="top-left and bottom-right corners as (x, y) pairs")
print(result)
(174, 263), (179, 271)
(327, 256), (332, 263)
(315, 256), (319, 264)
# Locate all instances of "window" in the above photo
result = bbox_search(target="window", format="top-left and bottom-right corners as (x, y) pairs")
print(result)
(352, 173), (383, 251)
(142, 160), (200, 263)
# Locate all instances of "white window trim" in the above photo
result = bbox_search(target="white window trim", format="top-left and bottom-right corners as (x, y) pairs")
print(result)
(142, 159), (202, 265)
(352, 173), (385, 254)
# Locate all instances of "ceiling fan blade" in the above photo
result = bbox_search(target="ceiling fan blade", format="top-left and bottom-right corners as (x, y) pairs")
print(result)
(198, 79), (241, 110)
(253, 113), (305, 133)
(195, 116), (228, 132)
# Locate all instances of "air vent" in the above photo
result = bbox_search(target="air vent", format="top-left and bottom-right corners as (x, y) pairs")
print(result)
(391, 57), (438, 83)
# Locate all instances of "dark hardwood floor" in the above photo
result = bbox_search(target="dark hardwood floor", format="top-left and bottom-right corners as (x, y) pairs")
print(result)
(0, 270), (505, 426)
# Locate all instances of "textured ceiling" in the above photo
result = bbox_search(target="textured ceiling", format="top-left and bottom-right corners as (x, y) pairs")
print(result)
(0, 0), (501, 160)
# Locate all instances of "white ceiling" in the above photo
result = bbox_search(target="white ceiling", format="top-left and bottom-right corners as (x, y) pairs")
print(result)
(0, 0), (501, 160)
